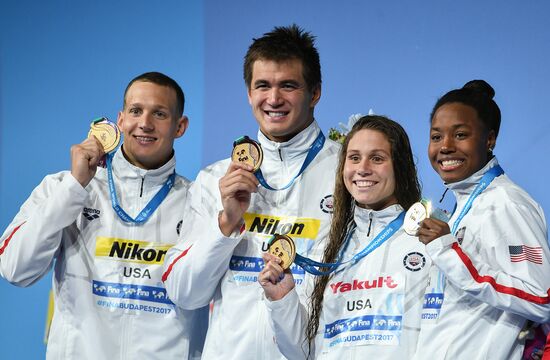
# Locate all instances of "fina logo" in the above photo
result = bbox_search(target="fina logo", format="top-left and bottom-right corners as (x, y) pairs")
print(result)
(320, 194), (334, 213)
(403, 252), (426, 272)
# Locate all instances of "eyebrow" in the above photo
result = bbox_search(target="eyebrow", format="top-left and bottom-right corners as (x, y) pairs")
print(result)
(431, 123), (471, 131)
(252, 79), (271, 88)
(127, 102), (170, 111)
(253, 79), (302, 87)
(280, 79), (301, 85)
(346, 148), (390, 155)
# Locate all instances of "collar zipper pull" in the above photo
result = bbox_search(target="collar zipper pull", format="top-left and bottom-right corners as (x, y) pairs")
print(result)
(367, 212), (373, 237)
(439, 188), (449, 203)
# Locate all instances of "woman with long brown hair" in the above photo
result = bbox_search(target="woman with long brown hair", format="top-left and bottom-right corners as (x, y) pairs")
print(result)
(259, 115), (429, 359)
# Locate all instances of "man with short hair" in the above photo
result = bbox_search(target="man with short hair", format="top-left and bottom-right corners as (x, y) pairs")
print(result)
(0, 72), (208, 359)
(163, 25), (340, 359)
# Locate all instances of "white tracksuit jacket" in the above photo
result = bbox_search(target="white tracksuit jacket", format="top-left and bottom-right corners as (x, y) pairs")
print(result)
(413, 158), (550, 360)
(266, 204), (431, 359)
(163, 122), (341, 359)
(0, 149), (208, 360)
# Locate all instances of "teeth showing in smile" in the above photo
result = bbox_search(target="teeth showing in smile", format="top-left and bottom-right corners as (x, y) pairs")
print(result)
(135, 136), (155, 143)
(441, 159), (463, 168)
(355, 180), (376, 187)
(267, 111), (287, 117)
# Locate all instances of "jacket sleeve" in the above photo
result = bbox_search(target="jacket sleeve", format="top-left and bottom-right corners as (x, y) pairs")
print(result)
(0, 173), (88, 287)
(265, 288), (312, 359)
(162, 168), (243, 310)
(427, 198), (550, 323)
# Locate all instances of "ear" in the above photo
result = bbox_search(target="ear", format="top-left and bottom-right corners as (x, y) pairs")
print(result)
(309, 85), (321, 108)
(174, 115), (189, 139)
(486, 129), (496, 152)
(116, 111), (125, 129)
(247, 87), (253, 106)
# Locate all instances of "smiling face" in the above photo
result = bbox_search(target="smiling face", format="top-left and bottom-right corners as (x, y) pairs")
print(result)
(429, 102), (496, 183)
(247, 58), (321, 142)
(117, 81), (188, 169)
(343, 129), (398, 210)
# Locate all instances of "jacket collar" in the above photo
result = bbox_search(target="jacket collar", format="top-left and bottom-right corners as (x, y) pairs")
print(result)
(257, 121), (321, 162)
(353, 203), (403, 235)
(447, 157), (500, 199)
(111, 146), (176, 185)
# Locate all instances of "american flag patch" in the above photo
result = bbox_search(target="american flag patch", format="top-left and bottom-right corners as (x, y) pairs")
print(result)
(508, 245), (543, 264)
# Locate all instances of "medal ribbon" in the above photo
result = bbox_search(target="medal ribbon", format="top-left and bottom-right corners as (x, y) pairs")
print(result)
(294, 211), (405, 276)
(255, 131), (325, 191)
(106, 153), (175, 224)
(450, 165), (504, 234)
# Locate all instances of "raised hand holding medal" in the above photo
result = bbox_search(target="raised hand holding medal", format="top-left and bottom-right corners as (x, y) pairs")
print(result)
(403, 199), (430, 236)
(231, 136), (263, 172)
(404, 199), (450, 236)
(405, 199), (451, 244)
(217, 137), (261, 236)
(259, 249), (297, 301)
(266, 234), (297, 270)
(70, 117), (120, 188)
(231, 132), (325, 191)
(88, 117), (122, 168)
(88, 117), (121, 154)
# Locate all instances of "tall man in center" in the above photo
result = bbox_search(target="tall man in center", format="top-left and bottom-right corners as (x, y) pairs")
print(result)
(163, 25), (340, 358)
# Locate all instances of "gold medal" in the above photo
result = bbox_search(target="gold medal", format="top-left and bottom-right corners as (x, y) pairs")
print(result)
(267, 234), (296, 270)
(404, 201), (429, 236)
(231, 136), (263, 172)
(88, 117), (121, 153)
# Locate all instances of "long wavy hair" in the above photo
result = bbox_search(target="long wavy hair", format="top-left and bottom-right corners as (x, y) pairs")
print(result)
(305, 115), (421, 356)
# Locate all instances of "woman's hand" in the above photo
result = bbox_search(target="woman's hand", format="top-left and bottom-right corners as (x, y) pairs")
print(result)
(258, 253), (295, 301)
(417, 218), (451, 245)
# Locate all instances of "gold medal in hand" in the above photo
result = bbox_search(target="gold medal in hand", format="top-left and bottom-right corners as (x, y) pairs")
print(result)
(231, 135), (263, 172)
(88, 117), (121, 153)
(267, 234), (296, 270)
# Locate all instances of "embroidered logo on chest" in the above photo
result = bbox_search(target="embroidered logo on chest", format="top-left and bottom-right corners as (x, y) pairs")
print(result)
(403, 251), (426, 272)
(320, 194), (334, 213)
(83, 207), (101, 221)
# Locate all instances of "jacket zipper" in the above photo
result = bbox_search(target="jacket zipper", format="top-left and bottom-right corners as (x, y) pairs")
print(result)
(139, 177), (145, 197)
(367, 212), (373, 237)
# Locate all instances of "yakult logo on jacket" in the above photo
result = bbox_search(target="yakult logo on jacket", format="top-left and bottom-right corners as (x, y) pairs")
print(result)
(243, 213), (321, 239)
(329, 276), (398, 294)
(95, 237), (172, 265)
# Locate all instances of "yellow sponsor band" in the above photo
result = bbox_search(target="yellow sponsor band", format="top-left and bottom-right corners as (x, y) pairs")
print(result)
(243, 213), (320, 239)
(95, 237), (172, 265)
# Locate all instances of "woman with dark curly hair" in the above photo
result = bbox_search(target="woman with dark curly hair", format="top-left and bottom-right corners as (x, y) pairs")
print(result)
(413, 80), (550, 359)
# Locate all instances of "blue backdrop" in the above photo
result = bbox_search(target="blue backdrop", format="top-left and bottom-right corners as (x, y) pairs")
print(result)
(1, 1), (548, 357)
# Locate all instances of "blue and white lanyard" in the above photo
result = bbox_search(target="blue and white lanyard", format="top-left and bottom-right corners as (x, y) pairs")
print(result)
(450, 165), (504, 234)
(294, 211), (405, 276)
(255, 132), (325, 191)
(106, 153), (175, 224)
